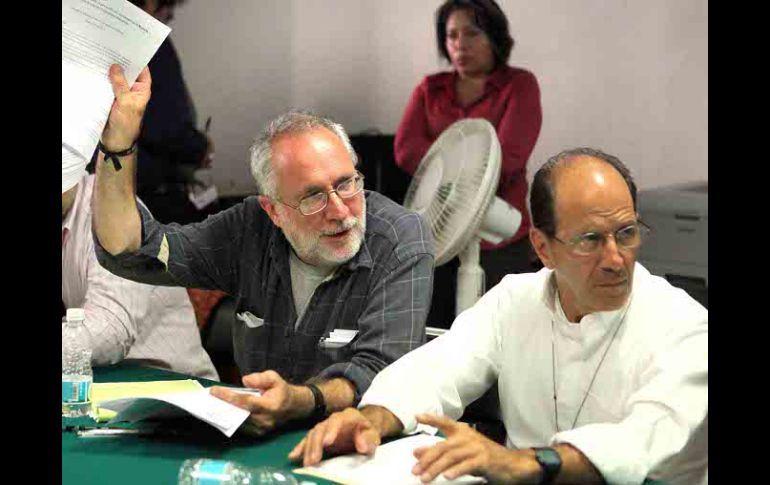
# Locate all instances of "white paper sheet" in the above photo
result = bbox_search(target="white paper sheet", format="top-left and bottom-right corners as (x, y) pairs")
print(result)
(294, 434), (487, 485)
(98, 388), (251, 438)
(61, 0), (170, 191)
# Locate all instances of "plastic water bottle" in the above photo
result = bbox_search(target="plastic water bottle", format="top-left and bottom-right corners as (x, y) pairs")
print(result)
(62, 308), (93, 417)
(177, 459), (300, 485)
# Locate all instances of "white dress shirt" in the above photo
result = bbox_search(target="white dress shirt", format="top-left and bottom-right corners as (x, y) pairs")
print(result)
(62, 175), (218, 380)
(360, 264), (707, 485)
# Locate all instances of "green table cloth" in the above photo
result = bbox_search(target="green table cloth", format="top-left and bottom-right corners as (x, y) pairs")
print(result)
(62, 364), (667, 485)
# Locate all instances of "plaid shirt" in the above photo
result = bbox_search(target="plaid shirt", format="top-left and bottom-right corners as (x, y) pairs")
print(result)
(95, 190), (434, 401)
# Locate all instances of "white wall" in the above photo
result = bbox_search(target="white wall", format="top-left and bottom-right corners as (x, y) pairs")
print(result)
(171, 0), (707, 196)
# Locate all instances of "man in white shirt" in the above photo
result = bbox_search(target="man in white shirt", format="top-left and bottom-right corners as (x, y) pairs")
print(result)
(63, 172), (218, 380)
(289, 148), (707, 485)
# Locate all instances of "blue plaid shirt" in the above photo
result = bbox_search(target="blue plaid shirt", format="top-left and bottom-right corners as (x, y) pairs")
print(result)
(95, 190), (434, 401)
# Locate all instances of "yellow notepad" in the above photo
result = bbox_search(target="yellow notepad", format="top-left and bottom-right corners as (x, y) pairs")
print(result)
(92, 380), (204, 422)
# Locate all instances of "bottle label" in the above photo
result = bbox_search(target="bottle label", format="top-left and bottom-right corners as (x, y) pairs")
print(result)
(62, 380), (91, 403)
(195, 460), (230, 485)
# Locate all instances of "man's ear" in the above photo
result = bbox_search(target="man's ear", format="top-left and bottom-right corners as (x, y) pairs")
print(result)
(530, 228), (556, 269)
(258, 195), (283, 228)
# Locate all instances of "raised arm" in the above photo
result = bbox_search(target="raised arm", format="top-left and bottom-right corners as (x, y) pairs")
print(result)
(92, 64), (151, 255)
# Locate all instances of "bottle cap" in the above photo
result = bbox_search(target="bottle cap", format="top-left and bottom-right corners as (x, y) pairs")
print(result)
(66, 308), (85, 322)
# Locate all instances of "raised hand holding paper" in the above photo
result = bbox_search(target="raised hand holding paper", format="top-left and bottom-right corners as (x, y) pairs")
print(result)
(62, 0), (170, 192)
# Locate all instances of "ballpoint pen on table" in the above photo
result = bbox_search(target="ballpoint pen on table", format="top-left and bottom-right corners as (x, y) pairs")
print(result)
(64, 425), (181, 438)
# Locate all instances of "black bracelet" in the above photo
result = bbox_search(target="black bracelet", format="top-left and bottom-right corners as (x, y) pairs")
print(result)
(305, 383), (327, 422)
(97, 140), (137, 171)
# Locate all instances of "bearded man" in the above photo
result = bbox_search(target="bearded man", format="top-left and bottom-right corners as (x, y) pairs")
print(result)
(92, 65), (434, 434)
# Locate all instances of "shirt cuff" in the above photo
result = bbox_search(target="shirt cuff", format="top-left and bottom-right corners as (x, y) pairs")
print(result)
(359, 384), (443, 436)
(93, 202), (166, 269)
(551, 423), (649, 485)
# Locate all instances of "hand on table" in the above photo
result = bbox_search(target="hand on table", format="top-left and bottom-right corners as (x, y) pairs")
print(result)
(288, 408), (381, 467)
(412, 413), (540, 484)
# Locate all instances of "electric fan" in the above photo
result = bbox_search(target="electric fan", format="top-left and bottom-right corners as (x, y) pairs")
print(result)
(403, 119), (522, 318)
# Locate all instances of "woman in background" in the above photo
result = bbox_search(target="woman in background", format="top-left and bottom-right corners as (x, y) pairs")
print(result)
(395, 0), (542, 329)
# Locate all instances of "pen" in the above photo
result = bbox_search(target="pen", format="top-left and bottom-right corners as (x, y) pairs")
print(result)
(65, 425), (181, 438)
(204, 116), (212, 133)
(229, 387), (262, 396)
(77, 428), (149, 438)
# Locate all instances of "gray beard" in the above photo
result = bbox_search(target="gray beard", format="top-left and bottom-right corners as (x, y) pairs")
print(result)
(279, 198), (367, 268)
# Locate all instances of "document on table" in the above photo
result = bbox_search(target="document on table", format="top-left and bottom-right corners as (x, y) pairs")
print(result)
(294, 434), (487, 485)
(62, 0), (170, 190)
(91, 379), (203, 421)
(97, 383), (259, 438)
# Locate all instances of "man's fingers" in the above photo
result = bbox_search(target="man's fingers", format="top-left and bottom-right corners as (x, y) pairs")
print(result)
(305, 422), (328, 467)
(416, 446), (476, 483)
(353, 423), (379, 456)
(210, 386), (261, 411)
(440, 457), (481, 481)
(413, 445), (429, 459)
(288, 437), (307, 462)
(415, 413), (459, 434)
(209, 386), (241, 403)
(322, 419), (341, 447)
(412, 441), (451, 476)
(108, 64), (130, 97)
(134, 65), (151, 87)
(242, 371), (279, 390)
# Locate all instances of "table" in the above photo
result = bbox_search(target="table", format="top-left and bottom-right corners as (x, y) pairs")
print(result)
(62, 364), (668, 485)
(62, 364), (334, 485)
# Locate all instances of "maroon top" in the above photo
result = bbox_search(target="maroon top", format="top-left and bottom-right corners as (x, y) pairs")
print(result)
(394, 65), (542, 249)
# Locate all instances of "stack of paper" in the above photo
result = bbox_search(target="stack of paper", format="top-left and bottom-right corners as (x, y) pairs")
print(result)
(61, 0), (170, 192)
(94, 381), (258, 437)
(294, 434), (487, 485)
(91, 379), (204, 421)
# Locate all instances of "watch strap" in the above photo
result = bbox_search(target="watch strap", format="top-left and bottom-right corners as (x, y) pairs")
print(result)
(533, 447), (562, 484)
(305, 383), (326, 422)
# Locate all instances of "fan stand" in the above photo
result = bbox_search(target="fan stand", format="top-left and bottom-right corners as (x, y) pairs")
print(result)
(456, 236), (486, 316)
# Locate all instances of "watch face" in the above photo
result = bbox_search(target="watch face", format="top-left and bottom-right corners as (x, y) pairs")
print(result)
(536, 448), (561, 467)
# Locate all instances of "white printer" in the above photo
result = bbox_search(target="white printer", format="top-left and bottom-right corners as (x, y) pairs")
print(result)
(637, 181), (707, 307)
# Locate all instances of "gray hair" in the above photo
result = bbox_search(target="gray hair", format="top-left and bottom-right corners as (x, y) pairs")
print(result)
(249, 109), (359, 197)
(530, 147), (638, 238)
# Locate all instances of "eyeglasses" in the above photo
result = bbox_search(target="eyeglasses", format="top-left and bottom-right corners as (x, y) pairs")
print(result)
(553, 221), (651, 256)
(276, 172), (365, 216)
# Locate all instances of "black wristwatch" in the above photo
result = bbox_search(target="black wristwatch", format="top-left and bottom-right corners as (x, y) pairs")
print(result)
(305, 383), (326, 422)
(533, 447), (562, 484)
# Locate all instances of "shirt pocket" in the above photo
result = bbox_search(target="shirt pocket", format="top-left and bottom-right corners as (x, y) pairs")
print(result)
(236, 311), (265, 329)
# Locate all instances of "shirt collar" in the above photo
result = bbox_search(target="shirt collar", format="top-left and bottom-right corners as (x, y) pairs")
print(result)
(434, 65), (510, 95)
(543, 270), (633, 329)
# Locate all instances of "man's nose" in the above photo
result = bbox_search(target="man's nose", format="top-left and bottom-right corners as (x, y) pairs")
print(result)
(599, 235), (625, 271)
(324, 191), (350, 220)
